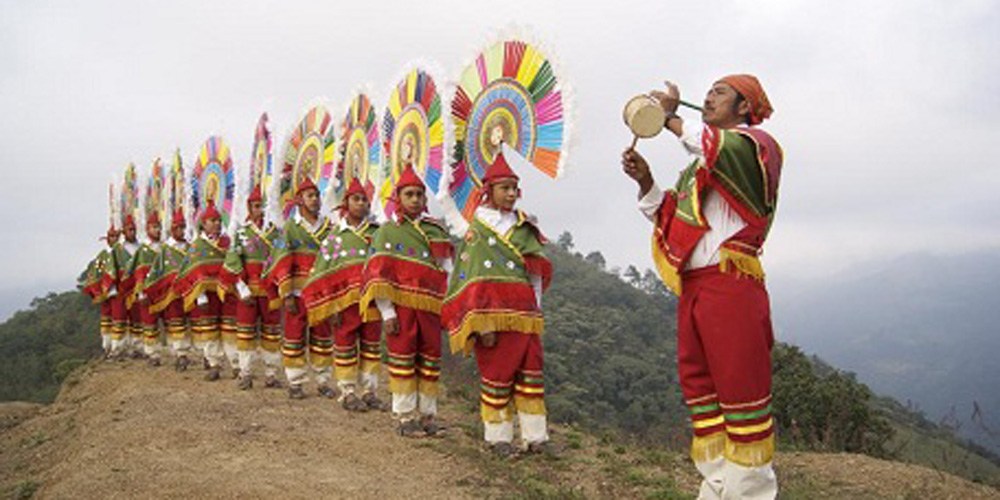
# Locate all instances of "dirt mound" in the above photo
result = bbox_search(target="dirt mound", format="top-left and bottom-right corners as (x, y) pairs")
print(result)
(0, 360), (492, 499)
(2, 359), (997, 499)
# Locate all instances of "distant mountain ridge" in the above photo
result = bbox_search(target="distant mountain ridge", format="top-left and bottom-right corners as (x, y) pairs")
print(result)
(773, 249), (1000, 455)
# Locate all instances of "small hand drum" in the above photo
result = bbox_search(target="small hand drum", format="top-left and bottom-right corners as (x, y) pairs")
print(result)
(623, 95), (666, 145)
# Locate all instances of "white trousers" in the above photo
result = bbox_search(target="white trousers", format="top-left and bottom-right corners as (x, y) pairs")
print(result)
(695, 459), (777, 500)
(285, 365), (332, 388)
(484, 413), (548, 445)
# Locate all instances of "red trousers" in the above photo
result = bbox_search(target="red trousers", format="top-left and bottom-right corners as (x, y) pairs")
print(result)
(677, 266), (774, 466)
(220, 295), (237, 342)
(385, 306), (441, 397)
(162, 299), (187, 340)
(109, 295), (127, 340)
(282, 296), (332, 368)
(136, 300), (159, 345)
(332, 304), (382, 384)
(190, 294), (223, 341)
(474, 332), (545, 422)
(99, 301), (112, 335)
(235, 296), (281, 351)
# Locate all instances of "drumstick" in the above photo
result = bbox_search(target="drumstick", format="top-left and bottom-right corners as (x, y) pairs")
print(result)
(679, 99), (703, 112)
(662, 80), (704, 112)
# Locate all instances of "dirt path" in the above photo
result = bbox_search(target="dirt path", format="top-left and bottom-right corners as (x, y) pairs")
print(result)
(2, 358), (997, 499)
(1, 359), (492, 499)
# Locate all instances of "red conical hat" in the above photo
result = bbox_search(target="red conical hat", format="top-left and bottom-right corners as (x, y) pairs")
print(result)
(147, 211), (161, 226)
(123, 214), (136, 229)
(171, 208), (185, 229)
(343, 177), (368, 201)
(296, 176), (318, 197)
(483, 152), (519, 185)
(394, 163), (424, 196)
(199, 201), (221, 223)
(247, 186), (263, 203)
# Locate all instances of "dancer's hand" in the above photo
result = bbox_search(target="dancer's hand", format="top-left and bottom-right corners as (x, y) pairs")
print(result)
(383, 317), (399, 336)
(478, 332), (497, 348)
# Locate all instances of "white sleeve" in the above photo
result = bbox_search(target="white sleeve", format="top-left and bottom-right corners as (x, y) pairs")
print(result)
(530, 274), (543, 309)
(108, 284), (117, 297)
(679, 121), (704, 157)
(196, 293), (209, 306)
(375, 298), (397, 320)
(638, 183), (666, 223)
(436, 256), (454, 274)
(236, 281), (251, 299)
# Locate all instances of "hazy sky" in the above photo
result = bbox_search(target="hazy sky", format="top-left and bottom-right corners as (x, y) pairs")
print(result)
(1, 0), (998, 318)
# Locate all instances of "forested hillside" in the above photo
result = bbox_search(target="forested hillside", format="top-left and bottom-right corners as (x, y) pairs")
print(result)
(1, 233), (996, 486)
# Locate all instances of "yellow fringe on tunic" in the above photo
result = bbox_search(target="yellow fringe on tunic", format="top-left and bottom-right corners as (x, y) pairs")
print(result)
(449, 311), (544, 356)
(719, 247), (766, 281)
(306, 289), (360, 326)
(359, 282), (442, 321)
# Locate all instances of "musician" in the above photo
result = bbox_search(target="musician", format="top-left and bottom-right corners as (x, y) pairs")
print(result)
(622, 74), (783, 499)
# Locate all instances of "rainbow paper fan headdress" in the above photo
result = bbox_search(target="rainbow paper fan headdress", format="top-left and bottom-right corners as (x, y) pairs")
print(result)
(381, 66), (447, 221)
(444, 35), (570, 233)
(190, 136), (235, 229)
(273, 105), (337, 222)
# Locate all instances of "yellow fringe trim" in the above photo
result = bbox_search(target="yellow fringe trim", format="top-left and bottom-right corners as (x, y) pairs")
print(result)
(359, 282), (442, 319)
(335, 365), (358, 382)
(306, 290), (360, 326)
(149, 291), (176, 314)
(311, 356), (333, 369)
(690, 431), (726, 463)
(481, 403), (514, 424)
(181, 281), (224, 312)
(193, 330), (220, 343)
(514, 395), (546, 415)
(282, 356), (307, 368)
(449, 311), (545, 356)
(719, 247), (766, 281)
(417, 380), (439, 397)
(725, 433), (775, 467)
(267, 297), (283, 312)
(235, 339), (256, 350)
(389, 377), (417, 395)
(650, 236), (681, 295)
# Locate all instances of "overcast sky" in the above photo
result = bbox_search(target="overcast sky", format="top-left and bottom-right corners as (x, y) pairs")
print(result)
(1, 0), (998, 319)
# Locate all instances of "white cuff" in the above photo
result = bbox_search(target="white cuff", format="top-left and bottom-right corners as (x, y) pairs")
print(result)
(196, 294), (209, 306)
(436, 256), (454, 274)
(236, 281), (251, 299)
(638, 183), (665, 222)
(679, 121), (704, 157)
(375, 298), (397, 320)
(530, 274), (543, 309)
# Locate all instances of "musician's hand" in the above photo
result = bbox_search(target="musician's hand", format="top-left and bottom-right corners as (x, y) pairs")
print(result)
(477, 331), (497, 348)
(651, 81), (680, 114)
(383, 317), (400, 336)
(285, 297), (298, 315)
(622, 148), (654, 196)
